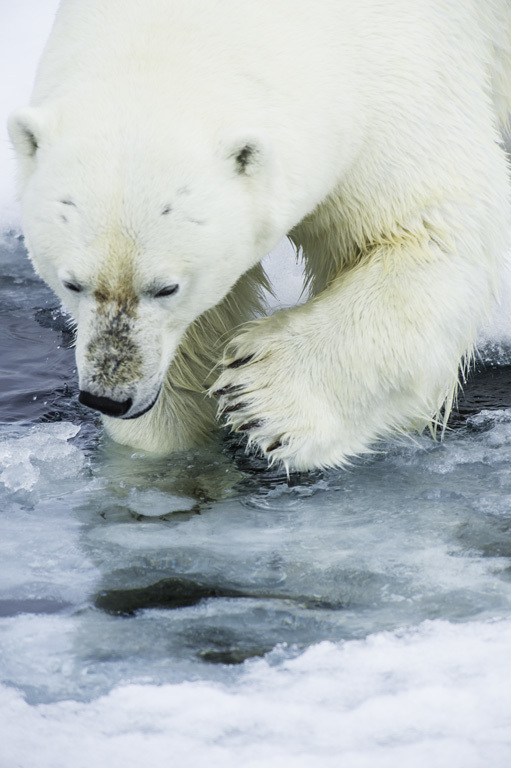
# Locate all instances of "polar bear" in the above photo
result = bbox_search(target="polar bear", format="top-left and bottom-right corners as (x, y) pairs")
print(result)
(8, 0), (511, 471)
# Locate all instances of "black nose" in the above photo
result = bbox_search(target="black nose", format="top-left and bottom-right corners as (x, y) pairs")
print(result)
(78, 391), (133, 417)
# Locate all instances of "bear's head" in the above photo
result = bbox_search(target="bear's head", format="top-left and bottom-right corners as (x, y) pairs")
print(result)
(8, 106), (278, 420)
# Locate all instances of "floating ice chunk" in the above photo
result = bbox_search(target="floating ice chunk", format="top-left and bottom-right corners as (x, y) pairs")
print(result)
(0, 423), (84, 492)
(127, 487), (197, 517)
(0, 448), (39, 492)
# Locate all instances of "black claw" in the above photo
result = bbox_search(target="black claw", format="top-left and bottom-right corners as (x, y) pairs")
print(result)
(237, 419), (264, 432)
(212, 384), (243, 397)
(266, 440), (282, 453)
(222, 401), (248, 415)
(227, 354), (254, 369)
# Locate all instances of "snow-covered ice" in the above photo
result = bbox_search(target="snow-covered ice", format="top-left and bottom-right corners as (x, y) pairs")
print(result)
(1, 620), (511, 768)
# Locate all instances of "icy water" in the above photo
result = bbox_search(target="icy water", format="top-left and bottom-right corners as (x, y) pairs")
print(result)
(2, 231), (511, 766)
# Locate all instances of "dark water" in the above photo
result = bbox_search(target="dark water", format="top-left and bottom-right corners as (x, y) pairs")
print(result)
(0, 235), (77, 423)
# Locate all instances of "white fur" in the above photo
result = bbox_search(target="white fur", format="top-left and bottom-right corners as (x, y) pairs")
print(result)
(8, 0), (511, 470)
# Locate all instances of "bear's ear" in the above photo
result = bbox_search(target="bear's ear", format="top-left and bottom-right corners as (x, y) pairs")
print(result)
(7, 108), (44, 159)
(226, 136), (270, 177)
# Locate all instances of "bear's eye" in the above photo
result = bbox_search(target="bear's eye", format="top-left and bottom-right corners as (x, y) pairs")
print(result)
(153, 284), (179, 298)
(63, 280), (82, 294)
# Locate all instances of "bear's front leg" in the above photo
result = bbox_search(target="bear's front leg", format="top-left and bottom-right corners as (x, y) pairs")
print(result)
(211, 232), (492, 471)
(212, 306), (366, 471)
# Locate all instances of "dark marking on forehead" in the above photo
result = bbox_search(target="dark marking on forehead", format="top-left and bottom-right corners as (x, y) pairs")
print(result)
(94, 264), (139, 317)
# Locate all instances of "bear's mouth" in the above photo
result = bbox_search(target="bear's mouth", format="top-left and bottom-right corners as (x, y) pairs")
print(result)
(123, 388), (162, 420)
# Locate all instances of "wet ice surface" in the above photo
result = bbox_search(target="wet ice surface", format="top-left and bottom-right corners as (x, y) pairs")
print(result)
(2, 232), (511, 765)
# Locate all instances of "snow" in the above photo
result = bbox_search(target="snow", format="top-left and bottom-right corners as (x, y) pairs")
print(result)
(0, 1), (60, 229)
(2, 620), (511, 768)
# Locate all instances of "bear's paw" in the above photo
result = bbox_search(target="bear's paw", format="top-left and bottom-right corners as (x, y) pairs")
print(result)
(210, 313), (345, 472)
